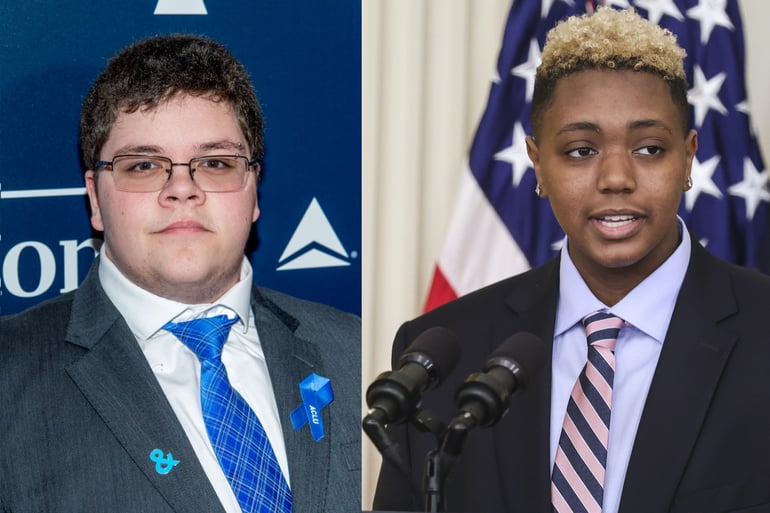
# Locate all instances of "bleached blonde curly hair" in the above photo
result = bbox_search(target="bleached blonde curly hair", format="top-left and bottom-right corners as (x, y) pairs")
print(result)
(530, 7), (689, 137)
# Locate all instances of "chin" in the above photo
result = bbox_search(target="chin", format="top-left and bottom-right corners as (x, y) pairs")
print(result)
(596, 250), (652, 271)
(584, 244), (635, 267)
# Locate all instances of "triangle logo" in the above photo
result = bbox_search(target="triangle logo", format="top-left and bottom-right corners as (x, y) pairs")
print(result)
(154, 0), (207, 15)
(277, 198), (350, 271)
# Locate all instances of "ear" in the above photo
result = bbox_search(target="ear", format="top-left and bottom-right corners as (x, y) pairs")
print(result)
(683, 129), (698, 191)
(85, 171), (105, 232)
(250, 162), (261, 223)
(525, 135), (544, 195)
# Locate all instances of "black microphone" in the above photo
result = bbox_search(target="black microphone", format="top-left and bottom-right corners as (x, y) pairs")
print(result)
(364, 327), (461, 506)
(365, 326), (461, 425)
(421, 332), (546, 511)
(453, 332), (546, 428)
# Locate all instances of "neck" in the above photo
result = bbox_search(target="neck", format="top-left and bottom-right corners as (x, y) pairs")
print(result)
(581, 268), (647, 306)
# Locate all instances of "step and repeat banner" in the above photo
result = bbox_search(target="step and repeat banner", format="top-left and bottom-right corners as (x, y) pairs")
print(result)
(0, 0), (361, 315)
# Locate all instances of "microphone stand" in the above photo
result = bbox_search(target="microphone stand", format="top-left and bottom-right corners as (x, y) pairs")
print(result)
(363, 406), (447, 508)
(422, 412), (477, 512)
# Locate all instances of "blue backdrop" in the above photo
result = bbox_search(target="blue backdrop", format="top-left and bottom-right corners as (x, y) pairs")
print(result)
(0, 0), (361, 315)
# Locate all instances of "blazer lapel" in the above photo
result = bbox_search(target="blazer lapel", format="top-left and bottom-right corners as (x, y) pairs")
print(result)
(495, 259), (560, 513)
(618, 242), (738, 513)
(64, 269), (226, 513)
(251, 288), (330, 513)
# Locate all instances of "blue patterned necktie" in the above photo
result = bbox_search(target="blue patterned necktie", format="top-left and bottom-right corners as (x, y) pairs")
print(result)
(163, 315), (293, 513)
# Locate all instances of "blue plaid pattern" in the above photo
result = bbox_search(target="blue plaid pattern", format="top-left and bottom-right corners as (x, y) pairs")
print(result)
(164, 315), (293, 513)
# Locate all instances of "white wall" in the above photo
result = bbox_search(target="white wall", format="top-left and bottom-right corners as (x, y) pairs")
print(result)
(361, 0), (770, 506)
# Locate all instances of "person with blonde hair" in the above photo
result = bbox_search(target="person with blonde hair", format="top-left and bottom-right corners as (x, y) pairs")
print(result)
(374, 7), (770, 512)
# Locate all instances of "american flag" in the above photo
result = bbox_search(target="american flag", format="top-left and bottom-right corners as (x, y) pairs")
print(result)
(424, 0), (769, 312)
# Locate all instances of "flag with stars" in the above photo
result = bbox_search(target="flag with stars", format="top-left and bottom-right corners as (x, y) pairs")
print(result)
(423, 0), (768, 312)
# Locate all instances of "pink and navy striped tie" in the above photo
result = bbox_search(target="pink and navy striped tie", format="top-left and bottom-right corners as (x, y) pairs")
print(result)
(551, 311), (624, 513)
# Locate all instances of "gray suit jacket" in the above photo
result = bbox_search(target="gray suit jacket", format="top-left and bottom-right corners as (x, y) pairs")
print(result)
(0, 262), (361, 512)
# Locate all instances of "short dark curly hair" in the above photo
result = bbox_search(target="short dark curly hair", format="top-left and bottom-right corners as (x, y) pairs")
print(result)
(79, 34), (264, 170)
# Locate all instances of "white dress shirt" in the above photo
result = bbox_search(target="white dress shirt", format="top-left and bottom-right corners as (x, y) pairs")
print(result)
(550, 219), (691, 513)
(98, 248), (290, 513)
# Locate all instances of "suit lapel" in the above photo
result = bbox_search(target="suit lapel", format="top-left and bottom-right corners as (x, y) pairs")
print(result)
(65, 267), (333, 512)
(495, 259), (560, 513)
(618, 242), (738, 513)
(251, 288), (330, 513)
(64, 268), (226, 513)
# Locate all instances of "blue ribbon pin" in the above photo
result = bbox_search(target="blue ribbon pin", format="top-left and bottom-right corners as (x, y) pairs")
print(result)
(290, 373), (334, 441)
(149, 448), (180, 475)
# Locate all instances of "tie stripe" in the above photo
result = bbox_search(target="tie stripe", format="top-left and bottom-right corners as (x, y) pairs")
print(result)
(552, 311), (624, 513)
(164, 315), (293, 513)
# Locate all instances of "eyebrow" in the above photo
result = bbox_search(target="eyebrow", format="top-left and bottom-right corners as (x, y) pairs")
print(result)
(112, 144), (163, 155)
(110, 140), (246, 156)
(194, 140), (246, 153)
(627, 119), (674, 135)
(556, 119), (673, 136)
(556, 122), (600, 136)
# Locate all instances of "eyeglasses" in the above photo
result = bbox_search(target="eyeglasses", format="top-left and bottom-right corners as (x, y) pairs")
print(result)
(93, 154), (260, 192)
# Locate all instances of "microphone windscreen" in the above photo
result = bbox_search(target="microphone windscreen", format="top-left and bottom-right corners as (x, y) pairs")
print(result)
(488, 332), (547, 386)
(399, 326), (462, 384)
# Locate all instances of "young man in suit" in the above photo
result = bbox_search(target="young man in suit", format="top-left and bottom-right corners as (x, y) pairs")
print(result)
(0, 35), (360, 512)
(373, 7), (770, 513)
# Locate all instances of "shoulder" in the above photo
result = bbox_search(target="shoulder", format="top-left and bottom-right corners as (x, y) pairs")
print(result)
(254, 286), (360, 334)
(688, 243), (770, 300)
(404, 258), (558, 330)
(388, 259), (559, 369)
(0, 291), (75, 348)
(252, 287), (361, 381)
(0, 291), (83, 428)
(718, 260), (770, 321)
(681, 247), (770, 344)
(726, 262), (770, 294)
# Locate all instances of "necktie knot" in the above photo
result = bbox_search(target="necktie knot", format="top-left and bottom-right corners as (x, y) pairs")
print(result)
(163, 314), (238, 362)
(581, 310), (624, 352)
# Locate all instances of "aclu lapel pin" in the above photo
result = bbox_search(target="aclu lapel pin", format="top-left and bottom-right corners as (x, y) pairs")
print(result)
(149, 448), (180, 475)
(290, 373), (334, 441)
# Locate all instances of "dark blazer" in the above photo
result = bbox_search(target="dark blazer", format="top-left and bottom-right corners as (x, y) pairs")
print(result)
(373, 238), (770, 513)
(0, 262), (361, 513)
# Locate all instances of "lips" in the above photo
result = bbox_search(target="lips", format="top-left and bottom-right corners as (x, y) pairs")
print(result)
(596, 214), (638, 228)
(157, 220), (208, 233)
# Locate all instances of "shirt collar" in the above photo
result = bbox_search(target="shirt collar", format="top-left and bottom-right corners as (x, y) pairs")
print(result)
(556, 217), (691, 343)
(98, 245), (254, 343)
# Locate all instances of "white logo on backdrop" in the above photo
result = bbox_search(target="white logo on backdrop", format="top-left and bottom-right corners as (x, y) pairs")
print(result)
(277, 198), (351, 271)
(154, 0), (207, 15)
(0, 187), (86, 199)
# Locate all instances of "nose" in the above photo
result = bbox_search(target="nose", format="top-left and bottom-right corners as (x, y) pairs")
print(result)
(158, 163), (205, 204)
(597, 149), (636, 193)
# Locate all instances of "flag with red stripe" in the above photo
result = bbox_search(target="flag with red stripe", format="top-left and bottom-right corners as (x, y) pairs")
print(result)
(424, 0), (768, 311)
